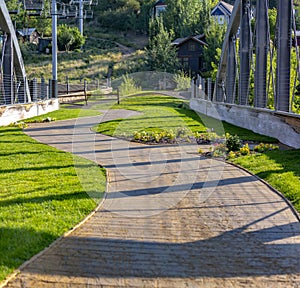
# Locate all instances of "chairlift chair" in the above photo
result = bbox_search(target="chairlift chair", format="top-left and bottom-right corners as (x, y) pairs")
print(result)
(69, 0), (93, 5)
(22, 0), (44, 16)
(8, 1), (21, 15)
(66, 5), (78, 18)
(22, 0), (44, 11)
(57, 3), (66, 18)
(84, 9), (93, 19)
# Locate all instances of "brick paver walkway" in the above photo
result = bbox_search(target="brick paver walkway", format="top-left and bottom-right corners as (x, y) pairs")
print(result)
(3, 111), (300, 287)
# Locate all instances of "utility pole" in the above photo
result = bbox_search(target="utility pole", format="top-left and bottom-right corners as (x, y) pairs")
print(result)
(79, 0), (83, 35)
(52, 0), (58, 97)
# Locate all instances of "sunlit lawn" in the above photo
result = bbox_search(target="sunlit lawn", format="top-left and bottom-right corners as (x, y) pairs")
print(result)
(0, 127), (106, 281)
(25, 104), (101, 123)
(93, 94), (277, 143)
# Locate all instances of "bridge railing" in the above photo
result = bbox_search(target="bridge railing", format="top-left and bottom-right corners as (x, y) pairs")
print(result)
(0, 77), (102, 106)
(213, 0), (297, 114)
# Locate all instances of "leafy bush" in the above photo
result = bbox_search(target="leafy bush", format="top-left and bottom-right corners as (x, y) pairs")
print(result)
(227, 150), (237, 159)
(292, 95), (300, 113)
(240, 143), (250, 156)
(212, 143), (227, 158)
(57, 24), (85, 52)
(132, 127), (195, 144)
(225, 133), (241, 151)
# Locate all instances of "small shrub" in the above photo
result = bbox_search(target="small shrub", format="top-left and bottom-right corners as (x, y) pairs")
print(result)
(195, 132), (221, 144)
(213, 143), (227, 158)
(225, 133), (241, 151)
(9, 121), (28, 129)
(254, 143), (279, 153)
(240, 143), (250, 156)
(227, 150), (237, 159)
(198, 148), (204, 154)
(42, 117), (56, 123)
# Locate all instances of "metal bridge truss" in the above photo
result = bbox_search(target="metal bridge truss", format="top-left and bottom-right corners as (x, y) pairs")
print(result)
(215, 0), (297, 113)
(0, 0), (98, 106)
(0, 2), (31, 105)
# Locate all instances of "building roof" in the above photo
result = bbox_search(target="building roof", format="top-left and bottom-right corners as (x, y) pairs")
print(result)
(154, 0), (166, 6)
(171, 34), (207, 47)
(211, 1), (233, 16)
(17, 28), (37, 37)
(220, 1), (233, 13)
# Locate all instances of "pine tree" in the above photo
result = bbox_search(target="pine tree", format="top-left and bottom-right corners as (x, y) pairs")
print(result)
(147, 17), (179, 72)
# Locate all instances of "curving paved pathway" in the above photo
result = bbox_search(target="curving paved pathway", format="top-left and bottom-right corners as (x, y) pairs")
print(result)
(3, 110), (300, 287)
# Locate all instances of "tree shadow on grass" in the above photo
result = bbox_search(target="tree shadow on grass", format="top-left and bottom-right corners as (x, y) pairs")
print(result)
(0, 191), (100, 207)
(0, 227), (56, 281)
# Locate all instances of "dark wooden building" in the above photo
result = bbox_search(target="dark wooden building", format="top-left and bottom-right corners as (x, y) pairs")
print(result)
(172, 35), (207, 76)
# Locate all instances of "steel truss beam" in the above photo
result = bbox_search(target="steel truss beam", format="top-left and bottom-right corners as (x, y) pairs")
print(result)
(0, 2), (31, 104)
(216, 0), (293, 114)
(276, 0), (292, 112)
(238, 0), (251, 106)
(254, 0), (269, 108)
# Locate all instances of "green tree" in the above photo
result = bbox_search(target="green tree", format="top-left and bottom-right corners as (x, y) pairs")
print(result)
(163, 0), (212, 38)
(57, 24), (85, 51)
(147, 17), (179, 72)
(203, 21), (227, 76)
(135, 0), (156, 33)
(4, 0), (19, 11)
(95, 0), (141, 32)
(4, 0), (24, 25)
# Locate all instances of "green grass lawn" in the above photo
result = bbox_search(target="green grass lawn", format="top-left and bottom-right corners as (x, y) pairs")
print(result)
(93, 94), (276, 143)
(0, 127), (106, 281)
(25, 104), (102, 123)
(231, 150), (300, 212)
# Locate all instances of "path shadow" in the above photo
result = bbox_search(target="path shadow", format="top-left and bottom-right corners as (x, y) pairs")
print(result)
(22, 217), (300, 279)
(107, 175), (256, 198)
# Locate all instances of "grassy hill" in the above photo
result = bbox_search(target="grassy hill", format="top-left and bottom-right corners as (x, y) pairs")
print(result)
(23, 29), (148, 83)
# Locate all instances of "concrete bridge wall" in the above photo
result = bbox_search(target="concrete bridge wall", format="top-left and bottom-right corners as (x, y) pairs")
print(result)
(190, 98), (300, 149)
(0, 99), (59, 126)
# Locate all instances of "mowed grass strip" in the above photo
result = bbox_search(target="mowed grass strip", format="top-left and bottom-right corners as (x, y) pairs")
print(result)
(231, 150), (300, 212)
(0, 127), (106, 281)
(93, 94), (276, 143)
(25, 105), (101, 123)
